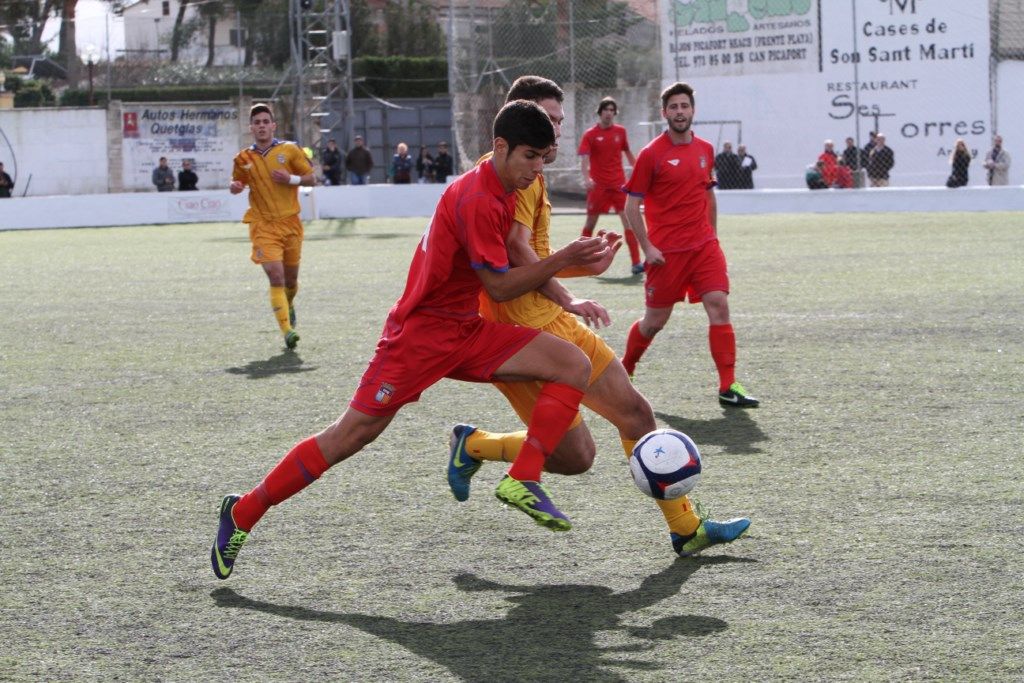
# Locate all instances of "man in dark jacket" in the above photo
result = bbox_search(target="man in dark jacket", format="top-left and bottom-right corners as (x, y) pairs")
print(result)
(345, 135), (373, 185)
(867, 134), (895, 187)
(178, 160), (199, 190)
(714, 142), (741, 189)
(433, 141), (454, 183)
(321, 139), (343, 186)
(152, 157), (175, 191)
(735, 144), (757, 189)
(0, 162), (13, 198)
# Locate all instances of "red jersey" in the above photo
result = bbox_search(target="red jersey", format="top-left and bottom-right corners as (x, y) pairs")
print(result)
(388, 159), (516, 325)
(624, 132), (716, 254)
(578, 123), (631, 188)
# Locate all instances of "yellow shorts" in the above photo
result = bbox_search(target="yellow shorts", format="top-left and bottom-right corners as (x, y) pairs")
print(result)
(493, 311), (616, 428)
(248, 214), (304, 266)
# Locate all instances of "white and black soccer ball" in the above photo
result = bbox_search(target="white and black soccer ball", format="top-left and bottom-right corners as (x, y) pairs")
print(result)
(629, 429), (702, 500)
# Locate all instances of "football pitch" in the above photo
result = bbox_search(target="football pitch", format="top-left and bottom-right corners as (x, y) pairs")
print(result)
(2, 211), (1022, 681)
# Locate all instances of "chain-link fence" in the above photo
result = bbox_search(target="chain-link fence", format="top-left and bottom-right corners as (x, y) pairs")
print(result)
(446, 0), (661, 189)
(448, 0), (1024, 192)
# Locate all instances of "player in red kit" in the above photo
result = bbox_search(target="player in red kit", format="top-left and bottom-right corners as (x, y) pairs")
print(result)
(211, 100), (614, 579)
(578, 97), (643, 275)
(621, 82), (760, 408)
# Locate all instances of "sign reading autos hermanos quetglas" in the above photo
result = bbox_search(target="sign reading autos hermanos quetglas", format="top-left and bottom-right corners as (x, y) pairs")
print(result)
(121, 103), (240, 192)
(660, 0), (991, 187)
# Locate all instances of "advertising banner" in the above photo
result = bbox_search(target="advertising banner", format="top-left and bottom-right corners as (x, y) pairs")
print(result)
(121, 103), (240, 192)
(660, 0), (992, 187)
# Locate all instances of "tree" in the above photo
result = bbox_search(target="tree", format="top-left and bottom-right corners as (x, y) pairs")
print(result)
(0, 0), (59, 55)
(57, 0), (79, 83)
(196, 0), (226, 67)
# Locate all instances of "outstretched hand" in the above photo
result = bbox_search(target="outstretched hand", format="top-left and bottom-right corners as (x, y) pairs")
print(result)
(559, 234), (614, 268)
(582, 230), (624, 275)
(565, 297), (612, 329)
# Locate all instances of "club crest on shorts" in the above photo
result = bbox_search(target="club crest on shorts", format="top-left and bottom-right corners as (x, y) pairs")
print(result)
(375, 382), (395, 405)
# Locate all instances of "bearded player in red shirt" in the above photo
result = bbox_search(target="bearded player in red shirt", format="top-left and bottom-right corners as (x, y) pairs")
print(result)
(578, 97), (644, 276)
(211, 100), (615, 579)
(621, 82), (760, 408)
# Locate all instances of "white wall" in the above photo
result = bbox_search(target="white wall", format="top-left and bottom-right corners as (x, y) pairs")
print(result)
(0, 108), (109, 196)
(3, 184), (1022, 231)
(995, 61), (1024, 186)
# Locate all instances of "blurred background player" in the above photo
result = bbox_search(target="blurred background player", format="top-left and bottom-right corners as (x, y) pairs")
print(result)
(447, 76), (750, 558)
(621, 82), (759, 408)
(578, 97), (643, 275)
(229, 103), (314, 350)
(212, 100), (615, 579)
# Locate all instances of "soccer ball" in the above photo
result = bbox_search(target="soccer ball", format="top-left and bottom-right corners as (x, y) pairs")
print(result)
(629, 429), (702, 500)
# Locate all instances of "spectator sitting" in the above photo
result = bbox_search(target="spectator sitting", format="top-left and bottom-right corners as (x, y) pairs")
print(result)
(818, 140), (838, 187)
(833, 158), (853, 189)
(806, 161), (828, 190)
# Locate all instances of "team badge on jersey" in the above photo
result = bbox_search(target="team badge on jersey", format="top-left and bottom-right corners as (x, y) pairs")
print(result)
(277, 153), (286, 165)
(375, 382), (395, 405)
(699, 156), (707, 168)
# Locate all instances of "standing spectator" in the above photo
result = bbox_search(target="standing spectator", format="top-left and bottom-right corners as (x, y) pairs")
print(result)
(389, 142), (413, 184)
(863, 130), (877, 160)
(178, 160), (199, 191)
(983, 135), (1011, 186)
(842, 137), (863, 171)
(415, 146), (435, 183)
(578, 96), (643, 274)
(818, 140), (838, 187)
(946, 138), (972, 188)
(152, 157), (175, 192)
(622, 81), (760, 408)
(713, 141), (741, 190)
(345, 135), (373, 185)
(321, 139), (343, 186)
(433, 141), (454, 183)
(0, 162), (13, 198)
(736, 144), (757, 189)
(867, 133), (895, 187)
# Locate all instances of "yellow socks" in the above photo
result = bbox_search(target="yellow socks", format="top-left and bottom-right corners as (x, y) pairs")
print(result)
(269, 286), (292, 334)
(621, 437), (701, 537)
(286, 285), (298, 306)
(466, 428), (527, 462)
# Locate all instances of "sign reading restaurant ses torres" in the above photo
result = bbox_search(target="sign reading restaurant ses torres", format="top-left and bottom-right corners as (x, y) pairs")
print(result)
(660, 0), (991, 187)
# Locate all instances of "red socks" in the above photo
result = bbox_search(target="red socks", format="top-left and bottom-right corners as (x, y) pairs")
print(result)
(232, 436), (331, 531)
(709, 323), (736, 392)
(621, 320), (653, 376)
(507, 382), (585, 482)
(581, 227), (594, 237)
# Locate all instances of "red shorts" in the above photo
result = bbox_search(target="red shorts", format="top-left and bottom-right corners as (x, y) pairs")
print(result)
(644, 239), (729, 308)
(586, 186), (626, 215)
(350, 312), (540, 416)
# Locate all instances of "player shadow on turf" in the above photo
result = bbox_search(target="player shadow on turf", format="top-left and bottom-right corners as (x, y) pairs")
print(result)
(211, 555), (752, 681)
(594, 273), (644, 285)
(655, 409), (768, 456)
(225, 352), (318, 379)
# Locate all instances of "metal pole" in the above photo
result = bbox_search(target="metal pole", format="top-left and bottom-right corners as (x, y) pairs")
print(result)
(851, 0), (862, 171)
(448, 0), (457, 173)
(88, 62), (95, 106)
(342, 0), (355, 157)
(568, 0), (576, 85)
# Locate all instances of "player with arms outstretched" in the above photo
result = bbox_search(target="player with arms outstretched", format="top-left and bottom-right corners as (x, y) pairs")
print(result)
(212, 100), (616, 579)
(230, 103), (314, 349)
(446, 77), (750, 558)
(578, 96), (643, 275)
(621, 82), (759, 408)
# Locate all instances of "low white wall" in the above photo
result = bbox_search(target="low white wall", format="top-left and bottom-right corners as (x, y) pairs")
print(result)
(1, 184), (1021, 231)
(0, 107), (109, 196)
